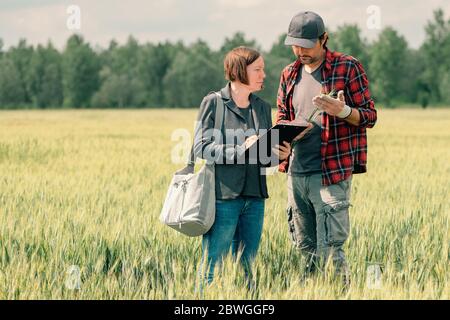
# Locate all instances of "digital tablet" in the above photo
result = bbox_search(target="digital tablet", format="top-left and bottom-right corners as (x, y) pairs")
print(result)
(245, 122), (310, 163)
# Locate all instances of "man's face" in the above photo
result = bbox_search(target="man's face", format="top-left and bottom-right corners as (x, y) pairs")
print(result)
(291, 38), (324, 65)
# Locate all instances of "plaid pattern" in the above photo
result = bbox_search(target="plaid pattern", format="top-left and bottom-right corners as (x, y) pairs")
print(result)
(276, 48), (377, 185)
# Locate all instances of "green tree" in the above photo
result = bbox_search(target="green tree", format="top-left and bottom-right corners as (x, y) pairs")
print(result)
(137, 41), (185, 107)
(257, 53), (291, 107)
(369, 27), (409, 107)
(6, 39), (34, 105)
(219, 32), (260, 57)
(92, 71), (146, 108)
(403, 49), (428, 105)
(28, 42), (63, 108)
(439, 69), (450, 104)
(163, 43), (223, 108)
(98, 39), (119, 71)
(269, 33), (294, 61)
(0, 58), (26, 107)
(328, 24), (369, 70)
(93, 36), (148, 108)
(62, 34), (100, 108)
(422, 8), (450, 103)
(107, 36), (140, 76)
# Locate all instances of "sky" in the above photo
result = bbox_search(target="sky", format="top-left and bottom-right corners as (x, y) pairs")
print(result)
(1, 0), (449, 51)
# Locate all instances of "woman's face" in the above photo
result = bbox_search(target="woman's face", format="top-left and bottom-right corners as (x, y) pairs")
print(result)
(245, 56), (265, 92)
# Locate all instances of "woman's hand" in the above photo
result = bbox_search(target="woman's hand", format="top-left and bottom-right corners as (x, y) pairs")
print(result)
(244, 135), (259, 149)
(273, 141), (291, 161)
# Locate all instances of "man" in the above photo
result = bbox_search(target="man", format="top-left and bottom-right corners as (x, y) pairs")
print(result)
(277, 11), (377, 286)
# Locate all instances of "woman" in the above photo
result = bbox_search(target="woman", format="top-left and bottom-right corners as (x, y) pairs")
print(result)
(193, 46), (292, 291)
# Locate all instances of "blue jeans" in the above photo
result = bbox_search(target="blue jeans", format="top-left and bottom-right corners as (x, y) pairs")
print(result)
(199, 196), (265, 288)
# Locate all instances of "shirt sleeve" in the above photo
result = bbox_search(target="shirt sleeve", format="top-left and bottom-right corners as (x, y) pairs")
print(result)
(346, 60), (377, 129)
(193, 95), (246, 164)
(276, 67), (291, 124)
(276, 67), (291, 172)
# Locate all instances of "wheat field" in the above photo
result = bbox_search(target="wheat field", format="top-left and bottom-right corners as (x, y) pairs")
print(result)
(0, 108), (448, 299)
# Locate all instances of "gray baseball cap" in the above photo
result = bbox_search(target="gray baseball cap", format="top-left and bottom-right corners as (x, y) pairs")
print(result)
(284, 11), (325, 48)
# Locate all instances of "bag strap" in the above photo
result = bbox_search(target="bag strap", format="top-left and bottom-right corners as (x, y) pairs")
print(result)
(213, 92), (225, 131)
(185, 92), (224, 167)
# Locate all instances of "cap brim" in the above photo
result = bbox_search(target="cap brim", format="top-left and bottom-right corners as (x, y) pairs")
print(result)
(284, 36), (317, 48)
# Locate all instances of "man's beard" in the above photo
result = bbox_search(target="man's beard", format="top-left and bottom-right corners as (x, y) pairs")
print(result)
(298, 54), (319, 65)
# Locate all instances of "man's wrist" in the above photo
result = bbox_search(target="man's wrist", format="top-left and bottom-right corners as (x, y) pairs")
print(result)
(337, 104), (352, 119)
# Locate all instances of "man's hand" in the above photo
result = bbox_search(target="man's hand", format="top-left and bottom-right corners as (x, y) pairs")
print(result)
(272, 141), (291, 161)
(312, 90), (346, 117)
(312, 90), (361, 126)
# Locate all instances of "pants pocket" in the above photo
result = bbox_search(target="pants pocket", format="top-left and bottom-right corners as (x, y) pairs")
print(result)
(323, 201), (350, 246)
(286, 206), (316, 251)
(286, 207), (301, 248)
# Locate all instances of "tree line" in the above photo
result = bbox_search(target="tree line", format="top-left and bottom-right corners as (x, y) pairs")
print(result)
(0, 8), (449, 109)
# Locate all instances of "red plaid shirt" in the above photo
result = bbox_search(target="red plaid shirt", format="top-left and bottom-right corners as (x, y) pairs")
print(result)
(276, 48), (377, 185)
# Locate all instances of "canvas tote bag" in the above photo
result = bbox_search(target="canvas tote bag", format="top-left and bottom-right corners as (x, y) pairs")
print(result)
(159, 92), (224, 236)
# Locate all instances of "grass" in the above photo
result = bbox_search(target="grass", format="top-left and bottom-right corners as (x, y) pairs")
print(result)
(0, 108), (448, 299)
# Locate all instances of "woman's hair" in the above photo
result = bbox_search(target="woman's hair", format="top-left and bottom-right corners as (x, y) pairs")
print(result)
(223, 46), (261, 85)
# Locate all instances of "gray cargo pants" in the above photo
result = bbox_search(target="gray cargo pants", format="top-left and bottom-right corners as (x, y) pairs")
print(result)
(286, 173), (352, 276)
